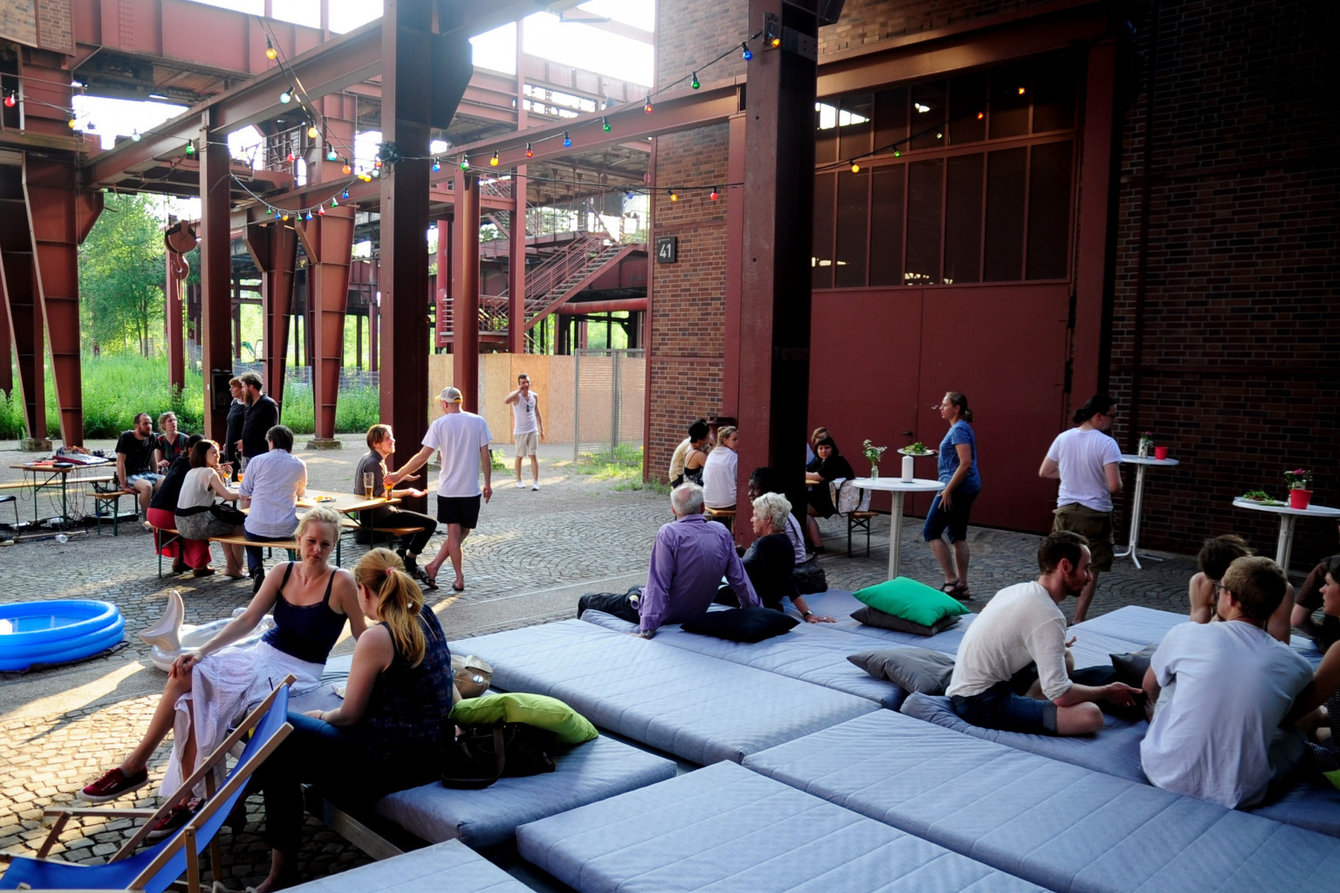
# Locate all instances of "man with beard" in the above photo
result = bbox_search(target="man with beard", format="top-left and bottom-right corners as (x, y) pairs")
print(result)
(237, 371), (279, 462)
(946, 531), (1140, 735)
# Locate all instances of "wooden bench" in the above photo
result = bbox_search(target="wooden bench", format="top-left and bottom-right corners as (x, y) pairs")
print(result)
(152, 526), (184, 577)
(210, 533), (345, 566)
(84, 490), (135, 536)
(704, 506), (736, 530)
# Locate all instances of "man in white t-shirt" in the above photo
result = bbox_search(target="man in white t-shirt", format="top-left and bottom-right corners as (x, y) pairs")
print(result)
(1038, 394), (1123, 623)
(503, 373), (544, 490)
(386, 387), (493, 593)
(947, 530), (1140, 735)
(1141, 555), (1312, 809)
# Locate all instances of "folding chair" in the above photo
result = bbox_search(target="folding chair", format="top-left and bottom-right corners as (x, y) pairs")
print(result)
(841, 481), (876, 557)
(0, 677), (295, 893)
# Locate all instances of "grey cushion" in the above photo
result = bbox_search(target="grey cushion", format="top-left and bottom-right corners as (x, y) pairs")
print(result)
(851, 604), (960, 636)
(454, 619), (878, 764)
(745, 710), (1340, 893)
(516, 760), (1044, 892)
(848, 647), (956, 694)
(283, 839), (529, 893)
(374, 734), (674, 847)
(1109, 645), (1157, 686)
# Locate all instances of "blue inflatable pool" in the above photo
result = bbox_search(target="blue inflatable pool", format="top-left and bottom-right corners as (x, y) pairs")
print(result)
(0, 600), (125, 672)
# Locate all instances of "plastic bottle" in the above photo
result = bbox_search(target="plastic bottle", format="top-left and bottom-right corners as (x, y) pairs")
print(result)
(55, 534), (69, 544)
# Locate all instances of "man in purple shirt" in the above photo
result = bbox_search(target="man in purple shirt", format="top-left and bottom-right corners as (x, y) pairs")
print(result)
(577, 483), (760, 637)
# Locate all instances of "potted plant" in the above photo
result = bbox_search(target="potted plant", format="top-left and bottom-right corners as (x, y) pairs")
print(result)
(1138, 431), (1154, 458)
(1285, 468), (1313, 509)
(862, 439), (888, 478)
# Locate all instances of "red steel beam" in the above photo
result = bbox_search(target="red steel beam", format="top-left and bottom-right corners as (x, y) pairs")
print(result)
(199, 107), (234, 442)
(298, 207), (355, 442)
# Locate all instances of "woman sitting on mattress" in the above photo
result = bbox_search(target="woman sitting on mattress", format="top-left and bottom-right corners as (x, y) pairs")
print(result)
(718, 492), (834, 624)
(1293, 555), (1340, 787)
(252, 547), (454, 892)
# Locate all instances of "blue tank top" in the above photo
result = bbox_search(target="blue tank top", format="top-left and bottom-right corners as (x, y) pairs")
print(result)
(261, 563), (347, 665)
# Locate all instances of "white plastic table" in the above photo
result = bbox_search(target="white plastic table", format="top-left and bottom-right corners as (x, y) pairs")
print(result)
(1231, 497), (1340, 570)
(1114, 453), (1181, 569)
(848, 476), (944, 579)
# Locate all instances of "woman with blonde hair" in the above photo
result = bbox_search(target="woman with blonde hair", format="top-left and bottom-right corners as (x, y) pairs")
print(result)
(81, 508), (362, 839)
(252, 548), (454, 892)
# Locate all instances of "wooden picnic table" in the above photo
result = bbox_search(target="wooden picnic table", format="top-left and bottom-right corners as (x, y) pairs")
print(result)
(8, 462), (117, 528)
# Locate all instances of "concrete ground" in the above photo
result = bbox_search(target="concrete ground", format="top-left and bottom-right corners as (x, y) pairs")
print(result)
(0, 436), (1198, 889)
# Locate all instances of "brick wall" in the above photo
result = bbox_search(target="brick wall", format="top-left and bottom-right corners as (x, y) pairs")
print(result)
(819, 0), (1057, 55)
(1109, 0), (1340, 564)
(646, 0), (743, 480)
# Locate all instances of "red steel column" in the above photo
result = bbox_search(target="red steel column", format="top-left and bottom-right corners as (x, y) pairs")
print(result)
(0, 228), (45, 445)
(738, 0), (821, 536)
(244, 221), (298, 411)
(453, 172), (481, 407)
(199, 110), (236, 441)
(24, 156), (100, 446)
(298, 206), (355, 444)
(379, 0), (473, 471)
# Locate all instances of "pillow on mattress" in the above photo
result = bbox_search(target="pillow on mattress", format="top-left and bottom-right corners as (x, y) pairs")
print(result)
(450, 692), (598, 745)
(681, 607), (798, 643)
(852, 577), (971, 628)
(850, 605), (960, 636)
(1110, 645), (1158, 686)
(848, 647), (955, 694)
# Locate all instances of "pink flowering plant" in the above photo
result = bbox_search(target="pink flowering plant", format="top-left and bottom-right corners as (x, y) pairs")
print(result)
(1284, 468), (1312, 490)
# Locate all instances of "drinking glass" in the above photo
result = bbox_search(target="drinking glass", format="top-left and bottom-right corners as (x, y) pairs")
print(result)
(362, 471), (375, 498)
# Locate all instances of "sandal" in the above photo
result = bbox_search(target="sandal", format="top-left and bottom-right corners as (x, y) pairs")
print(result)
(941, 580), (971, 601)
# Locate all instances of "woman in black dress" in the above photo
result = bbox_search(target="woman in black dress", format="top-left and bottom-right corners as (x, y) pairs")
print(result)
(804, 436), (853, 550)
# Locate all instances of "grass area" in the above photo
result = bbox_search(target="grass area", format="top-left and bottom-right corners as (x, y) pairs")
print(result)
(566, 443), (663, 492)
(0, 356), (380, 440)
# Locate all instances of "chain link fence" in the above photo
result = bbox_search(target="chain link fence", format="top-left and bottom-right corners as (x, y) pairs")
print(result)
(573, 349), (645, 460)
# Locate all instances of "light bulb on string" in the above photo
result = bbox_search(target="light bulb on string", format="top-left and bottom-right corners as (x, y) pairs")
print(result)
(770, 31), (781, 49)
(281, 212), (290, 221)
(279, 91), (292, 104)
(602, 115), (611, 132)
(342, 189), (349, 199)
(976, 111), (985, 120)
(342, 160), (352, 175)
(490, 151), (499, 167)
(667, 188), (678, 202)
(304, 211), (313, 221)
(710, 187), (719, 201)
(741, 42), (752, 61)
(1018, 86), (1026, 95)
(3, 92), (15, 108)
(460, 155), (469, 170)
(562, 131), (571, 148)
(690, 72), (699, 90)
(432, 157), (441, 172)
(185, 142), (195, 156)
(525, 142), (533, 158)
(330, 197), (339, 208)
(68, 117), (77, 129)
(643, 97), (653, 114)
(286, 151), (295, 162)
(326, 148), (338, 161)
(265, 40), (277, 60)
(307, 124), (319, 139)
(317, 205), (325, 216)
(131, 130), (142, 142)
(893, 148), (901, 157)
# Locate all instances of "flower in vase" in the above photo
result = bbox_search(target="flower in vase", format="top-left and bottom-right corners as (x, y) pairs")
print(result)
(1284, 468), (1312, 490)
(861, 439), (888, 467)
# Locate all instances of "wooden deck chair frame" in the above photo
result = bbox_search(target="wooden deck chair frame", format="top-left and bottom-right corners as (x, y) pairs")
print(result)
(0, 676), (295, 893)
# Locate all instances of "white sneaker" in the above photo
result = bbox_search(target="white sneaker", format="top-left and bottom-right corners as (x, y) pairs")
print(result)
(515, 481), (526, 489)
(531, 482), (540, 491)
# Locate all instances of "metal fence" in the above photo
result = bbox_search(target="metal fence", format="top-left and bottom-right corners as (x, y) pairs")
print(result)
(573, 349), (646, 460)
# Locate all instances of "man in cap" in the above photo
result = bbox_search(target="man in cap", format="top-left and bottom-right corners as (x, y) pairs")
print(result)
(386, 386), (493, 592)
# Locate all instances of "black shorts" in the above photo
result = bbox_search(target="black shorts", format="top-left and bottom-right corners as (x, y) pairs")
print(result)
(437, 494), (482, 529)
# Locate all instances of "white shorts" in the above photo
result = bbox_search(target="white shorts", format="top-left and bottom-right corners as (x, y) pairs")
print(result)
(514, 431), (538, 458)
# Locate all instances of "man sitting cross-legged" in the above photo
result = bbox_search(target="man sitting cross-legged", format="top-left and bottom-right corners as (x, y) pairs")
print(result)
(577, 482), (759, 639)
(1142, 555), (1312, 809)
(947, 530), (1140, 736)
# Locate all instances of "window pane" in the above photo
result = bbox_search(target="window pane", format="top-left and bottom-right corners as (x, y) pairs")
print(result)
(1027, 141), (1072, 279)
(945, 154), (983, 284)
(984, 147), (1026, 281)
(812, 172), (835, 289)
(910, 81), (946, 150)
(874, 87), (907, 153)
(1032, 54), (1076, 132)
(989, 65), (1030, 139)
(835, 170), (870, 287)
(948, 73), (987, 145)
(837, 94), (874, 160)
(815, 102), (838, 165)
(905, 159), (943, 285)
(870, 167), (905, 286)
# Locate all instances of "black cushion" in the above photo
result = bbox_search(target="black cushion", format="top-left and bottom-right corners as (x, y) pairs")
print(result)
(680, 607), (798, 643)
(1109, 645), (1158, 686)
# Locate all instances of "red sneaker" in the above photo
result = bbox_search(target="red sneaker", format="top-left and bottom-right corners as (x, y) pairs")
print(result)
(146, 797), (202, 840)
(82, 767), (148, 802)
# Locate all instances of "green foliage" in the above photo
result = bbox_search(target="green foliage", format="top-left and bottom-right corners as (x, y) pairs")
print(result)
(79, 194), (171, 356)
(570, 443), (651, 488)
(0, 356), (379, 441)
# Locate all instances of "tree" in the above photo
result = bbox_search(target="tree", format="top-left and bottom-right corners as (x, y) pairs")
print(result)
(79, 193), (167, 356)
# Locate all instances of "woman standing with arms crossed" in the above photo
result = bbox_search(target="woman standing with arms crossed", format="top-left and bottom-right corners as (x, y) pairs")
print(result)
(923, 392), (982, 599)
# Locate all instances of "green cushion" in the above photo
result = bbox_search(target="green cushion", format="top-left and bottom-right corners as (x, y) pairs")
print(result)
(852, 577), (971, 628)
(449, 692), (598, 745)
